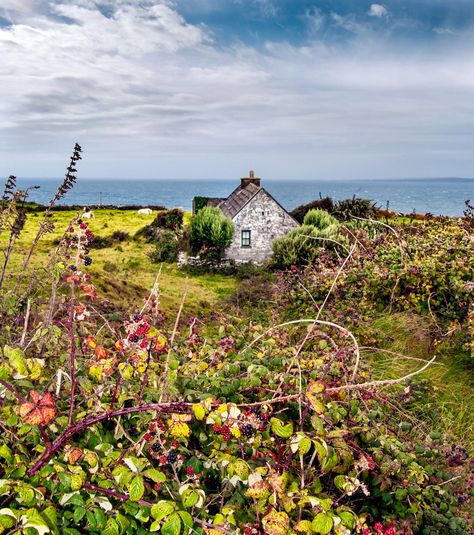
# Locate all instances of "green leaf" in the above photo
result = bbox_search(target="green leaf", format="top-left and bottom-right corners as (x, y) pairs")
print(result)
(338, 511), (357, 530)
(181, 489), (199, 508)
(178, 511), (193, 531)
(334, 475), (345, 491)
(192, 403), (206, 421)
(70, 474), (82, 492)
(103, 518), (119, 535)
(73, 507), (86, 524)
(143, 469), (166, 484)
(161, 512), (181, 535)
(41, 506), (58, 535)
(128, 476), (144, 502)
(0, 513), (16, 530)
(115, 514), (130, 534)
(0, 366), (10, 380)
(311, 513), (333, 535)
(0, 445), (13, 465)
(270, 417), (294, 439)
(93, 508), (106, 530)
(294, 520), (312, 533)
(151, 501), (175, 521)
(395, 488), (408, 501)
(17, 486), (35, 505)
(5, 346), (29, 377)
(21, 509), (51, 535)
(150, 520), (161, 532)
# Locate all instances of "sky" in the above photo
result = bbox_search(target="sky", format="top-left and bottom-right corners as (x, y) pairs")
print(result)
(0, 0), (474, 180)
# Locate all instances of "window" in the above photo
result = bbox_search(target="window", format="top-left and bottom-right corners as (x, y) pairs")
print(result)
(241, 230), (251, 248)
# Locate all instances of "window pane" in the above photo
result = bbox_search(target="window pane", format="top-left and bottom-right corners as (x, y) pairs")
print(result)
(241, 230), (251, 247)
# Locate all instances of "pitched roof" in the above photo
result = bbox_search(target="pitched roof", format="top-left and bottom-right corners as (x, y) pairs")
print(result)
(218, 182), (261, 219)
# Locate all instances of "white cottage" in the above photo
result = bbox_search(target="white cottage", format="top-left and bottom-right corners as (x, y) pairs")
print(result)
(195, 171), (299, 263)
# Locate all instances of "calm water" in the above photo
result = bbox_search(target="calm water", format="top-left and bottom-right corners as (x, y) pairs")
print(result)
(15, 177), (473, 216)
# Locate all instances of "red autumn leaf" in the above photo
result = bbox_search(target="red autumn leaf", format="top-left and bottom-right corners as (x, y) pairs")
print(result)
(64, 274), (80, 285)
(80, 284), (97, 300)
(94, 345), (109, 360)
(19, 391), (57, 426)
(65, 447), (83, 464)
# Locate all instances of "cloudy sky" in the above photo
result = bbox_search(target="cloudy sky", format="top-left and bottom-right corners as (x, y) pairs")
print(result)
(1, 0), (473, 179)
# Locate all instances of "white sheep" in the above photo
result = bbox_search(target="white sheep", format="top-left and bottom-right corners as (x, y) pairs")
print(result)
(82, 207), (94, 219)
(137, 208), (153, 215)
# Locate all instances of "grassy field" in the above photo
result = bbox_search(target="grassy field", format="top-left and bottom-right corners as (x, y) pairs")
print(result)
(1, 208), (235, 315)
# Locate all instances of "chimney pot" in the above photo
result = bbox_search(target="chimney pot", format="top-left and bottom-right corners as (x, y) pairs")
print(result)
(241, 170), (261, 188)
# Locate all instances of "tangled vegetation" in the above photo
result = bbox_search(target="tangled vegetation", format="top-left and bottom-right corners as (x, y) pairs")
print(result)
(272, 209), (348, 268)
(0, 147), (472, 535)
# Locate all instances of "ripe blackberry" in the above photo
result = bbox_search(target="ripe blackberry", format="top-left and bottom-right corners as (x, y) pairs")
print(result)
(128, 333), (139, 343)
(167, 451), (178, 463)
(151, 443), (161, 453)
(84, 256), (92, 266)
(242, 424), (254, 438)
(70, 265), (77, 271)
(133, 313), (143, 322)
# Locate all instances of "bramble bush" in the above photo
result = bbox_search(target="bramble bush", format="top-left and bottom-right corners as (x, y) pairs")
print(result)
(0, 148), (471, 535)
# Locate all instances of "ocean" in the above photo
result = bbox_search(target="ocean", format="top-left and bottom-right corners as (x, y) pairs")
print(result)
(14, 177), (473, 216)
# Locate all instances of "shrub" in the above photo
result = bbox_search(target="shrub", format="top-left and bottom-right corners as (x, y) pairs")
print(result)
(333, 196), (378, 221)
(272, 222), (347, 268)
(303, 208), (338, 229)
(189, 206), (234, 257)
(290, 196), (334, 224)
(151, 208), (184, 231)
(148, 229), (178, 263)
(136, 209), (184, 241)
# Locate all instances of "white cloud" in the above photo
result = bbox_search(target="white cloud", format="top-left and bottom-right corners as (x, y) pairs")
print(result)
(0, 1), (473, 179)
(368, 4), (388, 18)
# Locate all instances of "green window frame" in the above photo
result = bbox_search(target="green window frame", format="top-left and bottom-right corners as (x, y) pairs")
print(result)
(241, 229), (251, 248)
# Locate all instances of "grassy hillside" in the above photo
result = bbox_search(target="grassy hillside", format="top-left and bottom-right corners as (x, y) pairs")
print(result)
(0, 208), (235, 314)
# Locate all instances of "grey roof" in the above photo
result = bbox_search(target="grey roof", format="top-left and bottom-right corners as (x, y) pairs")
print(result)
(218, 182), (261, 219)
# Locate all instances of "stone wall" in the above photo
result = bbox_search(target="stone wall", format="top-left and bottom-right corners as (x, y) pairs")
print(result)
(224, 189), (299, 263)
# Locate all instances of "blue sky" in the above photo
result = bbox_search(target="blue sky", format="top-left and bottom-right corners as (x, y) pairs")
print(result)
(0, 0), (473, 179)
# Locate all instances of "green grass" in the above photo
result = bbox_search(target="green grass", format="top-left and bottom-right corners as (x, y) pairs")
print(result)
(1, 208), (236, 315)
(365, 312), (474, 447)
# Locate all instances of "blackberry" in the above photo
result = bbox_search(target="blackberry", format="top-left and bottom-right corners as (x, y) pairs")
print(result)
(242, 424), (254, 438)
(129, 334), (139, 343)
(151, 443), (161, 453)
(70, 265), (77, 271)
(84, 256), (92, 266)
(133, 314), (143, 322)
(167, 451), (178, 463)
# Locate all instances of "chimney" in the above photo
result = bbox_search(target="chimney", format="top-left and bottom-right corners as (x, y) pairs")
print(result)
(241, 170), (261, 188)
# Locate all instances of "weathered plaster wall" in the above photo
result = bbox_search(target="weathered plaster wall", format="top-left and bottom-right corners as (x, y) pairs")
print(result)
(224, 189), (299, 263)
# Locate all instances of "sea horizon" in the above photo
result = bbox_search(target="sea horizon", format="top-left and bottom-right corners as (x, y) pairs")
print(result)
(14, 176), (473, 216)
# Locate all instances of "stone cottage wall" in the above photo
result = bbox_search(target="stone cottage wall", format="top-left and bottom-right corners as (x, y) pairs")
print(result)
(224, 189), (299, 263)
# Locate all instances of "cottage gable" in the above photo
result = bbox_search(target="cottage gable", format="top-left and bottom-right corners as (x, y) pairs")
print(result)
(192, 171), (299, 264)
(217, 171), (299, 263)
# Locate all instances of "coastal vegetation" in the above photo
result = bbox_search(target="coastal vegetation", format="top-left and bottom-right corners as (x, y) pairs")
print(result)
(0, 148), (472, 535)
